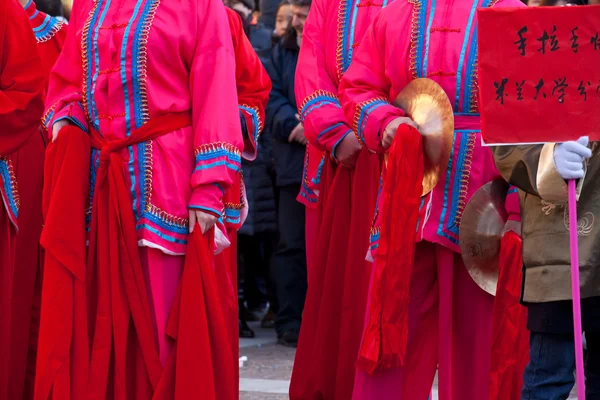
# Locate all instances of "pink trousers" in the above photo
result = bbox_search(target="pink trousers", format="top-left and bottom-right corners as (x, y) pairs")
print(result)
(140, 247), (185, 367)
(352, 241), (494, 400)
(305, 207), (318, 283)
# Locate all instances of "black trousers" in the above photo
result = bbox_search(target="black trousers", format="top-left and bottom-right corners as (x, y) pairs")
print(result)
(238, 232), (278, 311)
(273, 185), (307, 335)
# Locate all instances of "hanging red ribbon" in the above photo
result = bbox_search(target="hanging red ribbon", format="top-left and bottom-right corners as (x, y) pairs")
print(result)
(357, 124), (424, 374)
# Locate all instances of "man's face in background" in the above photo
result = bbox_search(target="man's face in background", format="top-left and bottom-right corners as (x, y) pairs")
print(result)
(290, 5), (310, 42)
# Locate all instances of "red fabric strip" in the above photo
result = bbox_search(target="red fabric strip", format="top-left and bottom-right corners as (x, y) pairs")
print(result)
(154, 230), (236, 400)
(357, 125), (424, 373)
(488, 231), (529, 400)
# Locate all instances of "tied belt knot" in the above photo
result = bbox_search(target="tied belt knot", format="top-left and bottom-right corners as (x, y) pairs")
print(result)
(90, 112), (192, 186)
(94, 137), (129, 185)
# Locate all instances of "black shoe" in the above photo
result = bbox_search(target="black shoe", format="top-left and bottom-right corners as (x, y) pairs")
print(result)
(239, 319), (255, 338)
(277, 328), (300, 348)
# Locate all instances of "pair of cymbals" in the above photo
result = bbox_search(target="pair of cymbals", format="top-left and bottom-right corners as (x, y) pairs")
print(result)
(391, 79), (507, 296)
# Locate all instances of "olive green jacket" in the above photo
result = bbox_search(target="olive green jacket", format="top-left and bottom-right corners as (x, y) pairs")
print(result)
(493, 143), (600, 303)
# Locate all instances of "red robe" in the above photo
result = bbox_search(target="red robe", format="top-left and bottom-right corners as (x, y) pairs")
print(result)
(218, 8), (270, 387)
(0, 1), (45, 399)
(290, 0), (388, 398)
(9, 4), (66, 400)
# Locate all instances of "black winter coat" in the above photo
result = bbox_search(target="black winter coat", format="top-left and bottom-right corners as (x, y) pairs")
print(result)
(239, 129), (277, 236)
(265, 30), (304, 188)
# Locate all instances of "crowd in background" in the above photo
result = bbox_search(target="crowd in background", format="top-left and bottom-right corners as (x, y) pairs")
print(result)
(224, 0), (311, 348)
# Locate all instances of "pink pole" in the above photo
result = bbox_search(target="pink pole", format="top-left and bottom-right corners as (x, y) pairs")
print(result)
(568, 179), (586, 400)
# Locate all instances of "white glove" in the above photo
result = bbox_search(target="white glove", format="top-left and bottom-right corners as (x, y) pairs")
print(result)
(553, 136), (592, 180)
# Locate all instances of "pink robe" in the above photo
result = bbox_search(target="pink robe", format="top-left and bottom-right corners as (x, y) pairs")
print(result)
(296, 0), (396, 208)
(290, 0), (394, 399)
(43, 0), (242, 257)
(36, 0), (241, 397)
(338, 0), (522, 398)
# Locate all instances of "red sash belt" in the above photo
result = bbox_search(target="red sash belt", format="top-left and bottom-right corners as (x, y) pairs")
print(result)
(86, 112), (191, 398)
(36, 113), (191, 400)
(454, 114), (481, 131)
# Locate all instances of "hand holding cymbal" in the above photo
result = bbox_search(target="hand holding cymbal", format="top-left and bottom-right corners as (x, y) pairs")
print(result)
(382, 117), (419, 150)
(388, 78), (454, 196)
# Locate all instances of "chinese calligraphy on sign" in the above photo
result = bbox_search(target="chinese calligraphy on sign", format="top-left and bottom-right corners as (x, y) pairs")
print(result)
(478, 6), (600, 145)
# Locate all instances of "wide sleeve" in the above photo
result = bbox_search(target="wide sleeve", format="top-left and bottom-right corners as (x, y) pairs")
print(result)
(0, 0), (44, 156)
(295, 0), (352, 157)
(338, 14), (403, 154)
(265, 44), (298, 143)
(492, 144), (568, 203)
(189, 0), (243, 217)
(230, 12), (271, 161)
(42, 0), (88, 134)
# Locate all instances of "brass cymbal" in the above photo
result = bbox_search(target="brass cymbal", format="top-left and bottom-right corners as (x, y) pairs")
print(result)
(459, 179), (510, 296)
(394, 78), (454, 196)
(62, 0), (72, 18)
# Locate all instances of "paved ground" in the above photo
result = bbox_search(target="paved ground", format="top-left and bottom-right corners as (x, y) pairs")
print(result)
(238, 322), (578, 399)
(239, 322), (290, 400)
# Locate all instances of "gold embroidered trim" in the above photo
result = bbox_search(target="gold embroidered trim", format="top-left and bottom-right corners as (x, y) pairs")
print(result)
(468, 43), (480, 113)
(141, 141), (189, 228)
(36, 20), (65, 43)
(194, 142), (242, 158)
(240, 103), (264, 138)
(2, 157), (20, 213)
(136, 0), (161, 125)
(226, 173), (246, 210)
(42, 99), (60, 129)
(143, 140), (154, 208)
(336, 0), (349, 79)
(224, 202), (244, 210)
(145, 204), (188, 228)
(407, 0), (422, 80)
(80, 2), (97, 120)
(298, 90), (339, 120)
(352, 97), (388, 146)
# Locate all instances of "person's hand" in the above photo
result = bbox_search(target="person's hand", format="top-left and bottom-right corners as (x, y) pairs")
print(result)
(502, 220), (522, 237)
(553, 136), (592, 180)
(189, 209), (218, 234)
(334, 133), (361, 168)
(381, 117), (418, 150)
(51, 119), (72, 142)
(289, 122), (307, 145)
